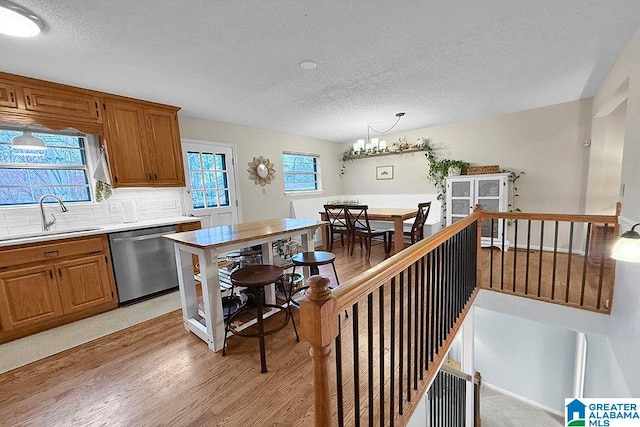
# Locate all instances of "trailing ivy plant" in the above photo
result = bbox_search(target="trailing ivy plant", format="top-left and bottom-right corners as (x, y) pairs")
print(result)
(424, 147), (469, 203)
(501, 168), (525, 216)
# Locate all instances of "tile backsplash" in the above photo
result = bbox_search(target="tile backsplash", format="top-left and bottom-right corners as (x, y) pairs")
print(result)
(0, 188), (185, 237)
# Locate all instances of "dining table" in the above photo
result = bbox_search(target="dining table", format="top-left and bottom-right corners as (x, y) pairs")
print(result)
(320, 207), (418, 254)
(163, 218), (326, 352)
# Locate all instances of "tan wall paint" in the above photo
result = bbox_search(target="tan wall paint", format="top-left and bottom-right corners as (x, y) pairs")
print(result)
(342, 99), (593, 215)
(590, 26), (640, 397)
(178, 117), (344, 222)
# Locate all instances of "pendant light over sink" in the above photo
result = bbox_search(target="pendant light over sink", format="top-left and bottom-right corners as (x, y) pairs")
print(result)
(11, 129), (47, 150)
(0, 0), (44, 38)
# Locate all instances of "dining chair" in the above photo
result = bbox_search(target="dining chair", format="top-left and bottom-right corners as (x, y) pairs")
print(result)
(344, 205), (390, 260)
(323, 204), (350, 251)
(388, 201), (432, 248)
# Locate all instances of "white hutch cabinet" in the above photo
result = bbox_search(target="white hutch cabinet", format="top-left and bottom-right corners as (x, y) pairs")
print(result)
(445, 173), (510, 249)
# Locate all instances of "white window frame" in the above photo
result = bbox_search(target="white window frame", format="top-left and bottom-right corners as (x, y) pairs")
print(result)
(282, 151), (322, 196)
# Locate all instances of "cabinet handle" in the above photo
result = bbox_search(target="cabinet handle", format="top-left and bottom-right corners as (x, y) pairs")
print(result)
(44, 250), (59, 257)
(9, 91), (14, 103)
(49, 270), (53, 279)
(26, 95), (31, 105)
(153, 173), (157, 181)
(148, 173), (152, 180)
(58, 268), (62, 277)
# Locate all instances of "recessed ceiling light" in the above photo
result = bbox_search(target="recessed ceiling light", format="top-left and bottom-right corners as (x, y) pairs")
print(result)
(0, 0), (44, 38)
(299, 60), (317, 70)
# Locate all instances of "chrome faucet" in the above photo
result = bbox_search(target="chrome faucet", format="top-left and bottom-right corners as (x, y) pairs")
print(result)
(39, 194), (68, 232)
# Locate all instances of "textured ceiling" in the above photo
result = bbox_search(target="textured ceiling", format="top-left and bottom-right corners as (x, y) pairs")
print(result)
(2, 1), (640, 143)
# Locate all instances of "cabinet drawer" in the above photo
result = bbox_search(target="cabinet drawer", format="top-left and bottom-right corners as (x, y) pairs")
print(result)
(0, 236), (106, 269)
(21, 86), (102, 122)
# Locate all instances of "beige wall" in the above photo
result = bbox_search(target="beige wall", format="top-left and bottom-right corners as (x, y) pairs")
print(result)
(592, 26), (640, 397)
(178, 117), (344, 222)
(342, 98), (593, 215)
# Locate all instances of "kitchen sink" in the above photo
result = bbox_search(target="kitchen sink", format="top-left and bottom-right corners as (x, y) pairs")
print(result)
(0, 226), (103, 242)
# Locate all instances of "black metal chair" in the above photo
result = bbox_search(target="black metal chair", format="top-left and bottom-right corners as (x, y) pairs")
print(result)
(323, 204), (350, 251)
(222, 264), (298, 373)
(345, 205), (391, 260)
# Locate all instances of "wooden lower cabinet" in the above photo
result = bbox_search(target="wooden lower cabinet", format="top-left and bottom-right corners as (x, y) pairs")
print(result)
(0, 265), (63, 331)
(0, 235), (118, 343)
(57, 255), (115, 314)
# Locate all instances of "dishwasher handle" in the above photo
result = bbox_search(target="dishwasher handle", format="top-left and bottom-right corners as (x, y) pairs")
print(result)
(111, 232), (172, 243)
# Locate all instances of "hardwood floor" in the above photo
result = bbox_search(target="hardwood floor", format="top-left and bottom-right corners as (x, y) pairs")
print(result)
(0, 239), (611, 426)
(0, 241), (389, 427)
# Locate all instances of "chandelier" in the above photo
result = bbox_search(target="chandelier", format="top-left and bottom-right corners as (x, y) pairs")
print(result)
(353, 112), (405, 154)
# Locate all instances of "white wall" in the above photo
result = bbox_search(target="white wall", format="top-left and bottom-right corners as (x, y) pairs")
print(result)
(342, 98), (594, 216)
(474, 307), (576, 414)
(178, 116), (344, 223)
(592, 26), (640, 397)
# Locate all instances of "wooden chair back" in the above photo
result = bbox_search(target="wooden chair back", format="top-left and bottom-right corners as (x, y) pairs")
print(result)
(344, 205), (372, 234)
(409, 202), (432, 243)
(323, 204), (348, 229)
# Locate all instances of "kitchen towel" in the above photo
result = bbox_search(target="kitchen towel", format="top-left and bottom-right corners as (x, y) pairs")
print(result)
(94, 148), (112, 202)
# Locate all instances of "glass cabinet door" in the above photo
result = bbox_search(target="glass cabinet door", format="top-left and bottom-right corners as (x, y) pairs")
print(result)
(476, 178), (502, 238)
(448, 179), (472, 225)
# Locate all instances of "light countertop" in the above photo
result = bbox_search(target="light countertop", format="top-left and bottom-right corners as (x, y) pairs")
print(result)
(0, 216), (201, 248)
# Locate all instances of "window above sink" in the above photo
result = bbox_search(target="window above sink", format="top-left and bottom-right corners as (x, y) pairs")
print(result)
(0, 127), (98, 207)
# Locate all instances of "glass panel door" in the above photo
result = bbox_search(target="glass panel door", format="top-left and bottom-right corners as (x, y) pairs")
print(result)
(448, 179), (472, 225)
(182, 141), (239, 227)
(476, 178), (502, 239)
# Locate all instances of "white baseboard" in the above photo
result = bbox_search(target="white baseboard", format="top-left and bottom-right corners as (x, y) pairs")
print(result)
(482, 382), (564, 417)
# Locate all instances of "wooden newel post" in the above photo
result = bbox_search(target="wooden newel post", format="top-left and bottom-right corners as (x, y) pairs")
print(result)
(299, 275), (339, 427)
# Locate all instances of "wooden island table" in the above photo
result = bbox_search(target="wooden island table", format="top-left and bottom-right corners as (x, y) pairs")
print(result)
(320, 207), (418, 254)
(163, 218), (325, 352)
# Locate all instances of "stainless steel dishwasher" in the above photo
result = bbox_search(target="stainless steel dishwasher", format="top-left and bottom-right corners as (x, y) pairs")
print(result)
(108, 225), (178, 304)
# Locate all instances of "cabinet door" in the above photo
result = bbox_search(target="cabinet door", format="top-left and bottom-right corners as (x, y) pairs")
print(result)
(0, 265), (63, 331)
(56, 255), (115, 314)
(476, 177), (504, 239)
(0, 81), (18, 109)
(103, 100), (152, 187)
(21, 86), (101, 122)
(447, 179), (473, 225)
(145, 108), (185, 186)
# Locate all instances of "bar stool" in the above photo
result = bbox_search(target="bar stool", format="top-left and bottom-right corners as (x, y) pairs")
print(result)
(288, 251), (340, 305)
(222, 264), (298, 373)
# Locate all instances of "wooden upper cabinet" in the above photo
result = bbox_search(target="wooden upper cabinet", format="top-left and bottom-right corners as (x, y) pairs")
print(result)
(21, 85), (102, 123)
(56, 255), (114, 314)
(104, 99), (185, 187)
(0, 72), (185, 188)
(103, 100), (151, 186)
(0, 81), (18, 109)
(145, 107), (185, 186)
(0, 265), (64, 331)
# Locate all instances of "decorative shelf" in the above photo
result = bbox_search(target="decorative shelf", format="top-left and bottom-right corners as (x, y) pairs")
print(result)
(343, 147), (429, 160)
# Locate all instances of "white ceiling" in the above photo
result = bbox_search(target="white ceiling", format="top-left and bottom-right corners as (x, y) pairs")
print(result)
(2, 1), (640, 143)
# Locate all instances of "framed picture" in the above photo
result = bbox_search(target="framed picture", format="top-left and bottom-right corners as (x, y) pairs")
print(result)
(376, 165), (394, 180)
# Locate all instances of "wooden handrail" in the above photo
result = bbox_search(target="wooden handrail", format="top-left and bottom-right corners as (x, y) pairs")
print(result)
(333, 210), (483, 311)
(483, 211), (618, 224)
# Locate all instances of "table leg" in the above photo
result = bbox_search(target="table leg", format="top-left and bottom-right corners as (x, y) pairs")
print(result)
(200, 250), (225, 351)
(261, 242), (276, 305)
(174, 245), (197, 329)
(320, 213), (329, 250)
(394, 218), (404, 254)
